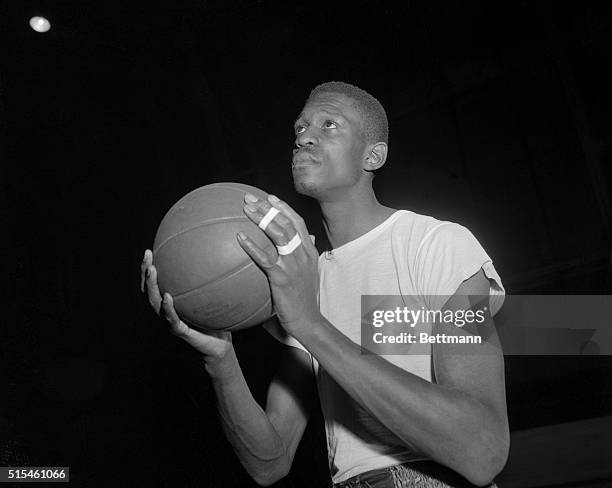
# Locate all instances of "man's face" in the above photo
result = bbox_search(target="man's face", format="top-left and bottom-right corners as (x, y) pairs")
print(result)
(292, 92), (368, 200)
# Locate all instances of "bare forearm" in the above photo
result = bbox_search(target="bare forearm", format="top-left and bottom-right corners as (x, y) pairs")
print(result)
(289, 316), (507, 485)
(205, 349), (288, 485)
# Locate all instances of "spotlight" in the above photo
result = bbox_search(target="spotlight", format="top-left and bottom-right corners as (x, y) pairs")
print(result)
(29, 16), (51, 33)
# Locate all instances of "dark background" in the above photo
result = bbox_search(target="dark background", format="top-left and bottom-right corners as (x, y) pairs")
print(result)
(1, 1), (612, 486)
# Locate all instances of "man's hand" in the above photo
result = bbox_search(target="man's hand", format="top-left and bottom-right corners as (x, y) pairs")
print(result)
(237, 194), (321, 331)
(140, 249), (233, 363)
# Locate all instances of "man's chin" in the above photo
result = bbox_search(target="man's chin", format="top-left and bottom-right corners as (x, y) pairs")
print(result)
(293, 179), (322, 198)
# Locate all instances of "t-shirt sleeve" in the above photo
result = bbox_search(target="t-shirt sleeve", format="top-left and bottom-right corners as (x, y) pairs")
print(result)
(262, 316), (310, 354)
(414, 222), (505, 314)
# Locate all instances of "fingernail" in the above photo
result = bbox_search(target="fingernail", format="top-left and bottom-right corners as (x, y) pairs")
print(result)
(268, 194), (280, 203)
(244, 193), (258, 203)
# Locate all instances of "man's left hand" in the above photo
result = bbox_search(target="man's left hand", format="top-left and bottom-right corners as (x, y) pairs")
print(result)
(238, 193), (321, 332)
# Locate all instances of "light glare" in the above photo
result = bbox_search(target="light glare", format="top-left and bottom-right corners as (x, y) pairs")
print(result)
(29, 16), (51, 33)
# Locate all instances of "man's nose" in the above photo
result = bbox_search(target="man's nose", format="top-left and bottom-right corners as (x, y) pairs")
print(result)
(295, 127), (317, 148)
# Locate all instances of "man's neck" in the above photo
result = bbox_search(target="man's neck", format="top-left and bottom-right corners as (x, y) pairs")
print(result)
(319, 189), (396, 250)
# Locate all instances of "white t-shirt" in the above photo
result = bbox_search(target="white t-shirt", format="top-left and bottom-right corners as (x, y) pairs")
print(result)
(264, 210), (504, 484)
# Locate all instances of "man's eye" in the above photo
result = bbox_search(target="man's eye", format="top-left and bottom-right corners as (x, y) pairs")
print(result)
(323, 120), (337, 129)
(295, 125), (306, 135)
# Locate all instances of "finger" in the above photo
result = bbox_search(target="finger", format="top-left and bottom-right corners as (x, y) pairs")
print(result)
(244, 194), (293, 230)
(244, 203), (296, 247)
(237, 232), (278, 271)
(267, 195), (308, 237)
(140, 249), (152, 293)
(268, 195), (317, 255)
(243, 194), (312, 263)
(145, 265), (163, 313)
(161, 293), (191, 337)
(243, 200), (310, 263)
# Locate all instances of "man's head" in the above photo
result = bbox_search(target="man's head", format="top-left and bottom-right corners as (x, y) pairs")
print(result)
(292, 81), (389, 200)
(308, 81), (388, 146)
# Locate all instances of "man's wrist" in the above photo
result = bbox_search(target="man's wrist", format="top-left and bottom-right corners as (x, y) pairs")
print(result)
(203, 347), (239, 382)
(282, 311), (326, 343)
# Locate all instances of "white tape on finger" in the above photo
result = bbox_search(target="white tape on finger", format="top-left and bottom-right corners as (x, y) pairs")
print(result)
(276, 233), (302, 255)
(258, 207), (280, 231)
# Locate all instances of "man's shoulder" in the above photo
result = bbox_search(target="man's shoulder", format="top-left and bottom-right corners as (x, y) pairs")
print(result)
(392, 210), (468, 244)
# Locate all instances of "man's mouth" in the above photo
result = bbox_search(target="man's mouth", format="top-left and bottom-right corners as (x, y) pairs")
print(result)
(292, 152), (319, 168)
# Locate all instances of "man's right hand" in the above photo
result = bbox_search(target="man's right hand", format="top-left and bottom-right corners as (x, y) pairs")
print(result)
(140, 249), (233, 363)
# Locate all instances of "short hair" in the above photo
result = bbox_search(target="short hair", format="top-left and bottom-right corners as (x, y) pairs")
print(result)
(307, 81), (388, 145)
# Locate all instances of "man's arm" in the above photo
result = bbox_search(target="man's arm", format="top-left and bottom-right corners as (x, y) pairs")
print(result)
(431, 272), (509, 483)
(286, 270), (509, 487)
(236, 195), (509, 486)
(142, 250), (314, 487)
(206, 344), (314, 486)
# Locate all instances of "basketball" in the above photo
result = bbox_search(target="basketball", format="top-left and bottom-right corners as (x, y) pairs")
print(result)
(152, 182), (277, 331)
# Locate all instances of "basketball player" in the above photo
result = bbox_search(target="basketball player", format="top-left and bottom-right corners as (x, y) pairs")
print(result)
(141, 82), (509, 487)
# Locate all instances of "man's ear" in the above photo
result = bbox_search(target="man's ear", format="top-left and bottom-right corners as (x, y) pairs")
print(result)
(363, 142), (388, 172)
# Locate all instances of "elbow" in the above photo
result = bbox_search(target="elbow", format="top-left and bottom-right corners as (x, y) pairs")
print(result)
(465, 467), (501, 487)
(253, 466), (289, 487)
(251, 457), (291, 487)
(463, 429), (510, 487)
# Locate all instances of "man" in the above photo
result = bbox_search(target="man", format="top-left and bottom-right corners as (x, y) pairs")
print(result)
(141, 81), (509, 487)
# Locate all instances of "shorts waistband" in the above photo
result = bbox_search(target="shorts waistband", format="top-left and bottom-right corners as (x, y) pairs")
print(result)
(333, 461), (498, 488)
